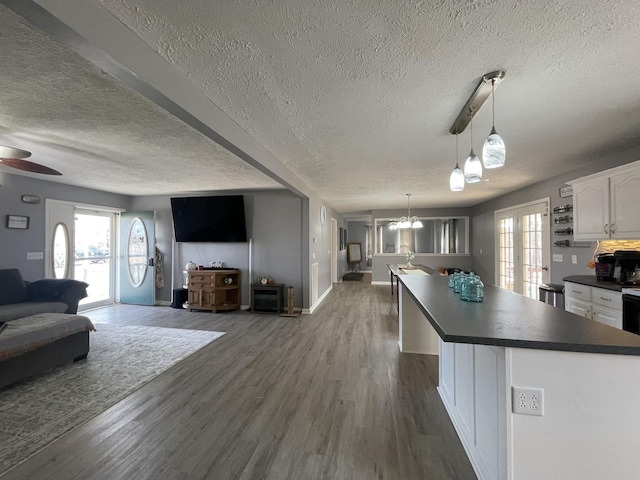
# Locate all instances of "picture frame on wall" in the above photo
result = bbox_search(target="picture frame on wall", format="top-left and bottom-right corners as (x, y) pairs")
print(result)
(6, 215), (29, 229)
(343, 229), (347, 250)
(339, 227), (344, 250)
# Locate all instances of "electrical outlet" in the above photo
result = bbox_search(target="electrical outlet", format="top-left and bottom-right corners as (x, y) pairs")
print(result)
(512, 386), (544, 416)
(27, 252), (44, 260)
(553, 254), (563, 262)
(571, 255), (578, 264)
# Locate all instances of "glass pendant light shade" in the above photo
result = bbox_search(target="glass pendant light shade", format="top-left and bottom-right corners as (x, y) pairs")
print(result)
(483, 126), (505, 168)
(464, 148), (482, 183)
(450, 163), (465, 191)
(450, 132), (465, 192)
(482, 78), (505, 168)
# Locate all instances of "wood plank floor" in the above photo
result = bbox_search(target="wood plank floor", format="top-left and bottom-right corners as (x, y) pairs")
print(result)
(1, 282), (476, 480)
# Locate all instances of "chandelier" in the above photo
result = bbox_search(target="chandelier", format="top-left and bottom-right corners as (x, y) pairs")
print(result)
(389, 194), (423, 229)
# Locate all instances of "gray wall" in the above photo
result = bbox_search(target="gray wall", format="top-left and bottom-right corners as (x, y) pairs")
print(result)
(0, 171), (131, 281)
(471, 145), (640, 285)
(132, 190), (304, 308)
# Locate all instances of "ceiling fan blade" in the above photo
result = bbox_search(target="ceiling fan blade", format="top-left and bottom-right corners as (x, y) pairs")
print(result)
(0, 158), (62, 175)
(0, 145), (31, 159)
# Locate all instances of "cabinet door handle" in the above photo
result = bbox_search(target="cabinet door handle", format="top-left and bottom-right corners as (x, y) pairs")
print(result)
(574, 290), (582, 295)
(604, 223), (609, 234)
(610, 223), (615, 234)
(600, 296), (611, 302)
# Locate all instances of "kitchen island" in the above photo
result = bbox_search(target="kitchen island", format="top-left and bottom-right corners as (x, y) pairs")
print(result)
(397, 274), (640, 480)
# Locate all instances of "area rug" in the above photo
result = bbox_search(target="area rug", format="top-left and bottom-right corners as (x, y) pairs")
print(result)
(0, 323), (225, 476)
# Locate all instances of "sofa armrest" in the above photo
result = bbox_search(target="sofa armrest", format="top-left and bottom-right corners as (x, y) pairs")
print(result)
(26, 279), (89, 313)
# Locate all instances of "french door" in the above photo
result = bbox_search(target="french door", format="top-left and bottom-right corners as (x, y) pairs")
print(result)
(495, 199), (550, 299)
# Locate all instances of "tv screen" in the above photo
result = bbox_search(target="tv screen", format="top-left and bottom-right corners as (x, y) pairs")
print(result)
(170, 195), (247, 243)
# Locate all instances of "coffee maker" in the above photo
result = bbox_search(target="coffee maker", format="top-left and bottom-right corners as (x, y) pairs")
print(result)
(614, 250), (640, 284)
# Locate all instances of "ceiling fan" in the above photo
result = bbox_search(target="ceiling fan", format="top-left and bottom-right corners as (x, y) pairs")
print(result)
(0, 145), (62, 175)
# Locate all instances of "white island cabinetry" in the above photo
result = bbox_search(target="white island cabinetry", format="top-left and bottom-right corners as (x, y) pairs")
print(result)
(399, 275), (640, 480)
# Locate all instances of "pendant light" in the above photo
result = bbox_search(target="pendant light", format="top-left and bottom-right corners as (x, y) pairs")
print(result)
(482, 78), (506, 168)
(449, 132), (464, 192)
(397, 194), (423, 229)
(463, 117), (482, 183)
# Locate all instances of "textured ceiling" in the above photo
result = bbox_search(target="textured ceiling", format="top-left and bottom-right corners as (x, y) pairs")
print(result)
(2, 0), (640, 211)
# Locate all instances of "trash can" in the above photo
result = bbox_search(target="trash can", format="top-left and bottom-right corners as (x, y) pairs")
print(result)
(539, 283), (565, 309)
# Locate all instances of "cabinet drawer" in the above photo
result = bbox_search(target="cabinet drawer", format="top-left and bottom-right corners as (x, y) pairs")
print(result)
(592, 288), (622, 310)
(564, 282), (591, 301)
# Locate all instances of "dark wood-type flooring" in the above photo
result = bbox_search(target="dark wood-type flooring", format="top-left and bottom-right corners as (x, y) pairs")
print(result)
(2, 282), (476, 480)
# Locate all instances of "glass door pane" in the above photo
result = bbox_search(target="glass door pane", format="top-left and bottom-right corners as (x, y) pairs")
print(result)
(498, 216), (515, 291)
(74, 211), (114, 308)
(522, 212), (544, 299)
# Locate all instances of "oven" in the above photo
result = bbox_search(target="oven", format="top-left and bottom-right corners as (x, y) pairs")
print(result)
(622, 290), (640, 335)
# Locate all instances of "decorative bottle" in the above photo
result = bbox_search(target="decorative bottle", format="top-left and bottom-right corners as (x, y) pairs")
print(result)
(466, 275), (484, 302)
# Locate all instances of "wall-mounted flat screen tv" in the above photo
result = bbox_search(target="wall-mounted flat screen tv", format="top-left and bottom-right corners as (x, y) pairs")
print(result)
(170, 195), (247, 243)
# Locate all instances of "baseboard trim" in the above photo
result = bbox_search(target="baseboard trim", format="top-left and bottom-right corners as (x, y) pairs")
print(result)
(308, 284), (332, 314)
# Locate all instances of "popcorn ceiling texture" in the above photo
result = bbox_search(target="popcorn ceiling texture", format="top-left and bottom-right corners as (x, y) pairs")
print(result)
(0, 5), (281, 195)
(2, 1), (640, 210)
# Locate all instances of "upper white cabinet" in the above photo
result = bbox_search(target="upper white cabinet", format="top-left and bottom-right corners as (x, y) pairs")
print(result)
(570, 161), (640, 240)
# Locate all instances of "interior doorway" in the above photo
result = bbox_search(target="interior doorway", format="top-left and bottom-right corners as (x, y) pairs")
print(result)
(495, 198), (551, 299)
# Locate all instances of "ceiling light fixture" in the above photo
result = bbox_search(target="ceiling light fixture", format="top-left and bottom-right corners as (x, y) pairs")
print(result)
(482, 78), (506, 168)
(463, 117), (482, 183)
(449, 132), (464, 192)
(449, 71), (505, 136)
(397, 193), (423, 229)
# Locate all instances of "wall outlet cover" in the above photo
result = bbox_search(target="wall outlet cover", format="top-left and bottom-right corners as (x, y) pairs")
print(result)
(553, 254), (563, 262)
(512, 386), (544, 416)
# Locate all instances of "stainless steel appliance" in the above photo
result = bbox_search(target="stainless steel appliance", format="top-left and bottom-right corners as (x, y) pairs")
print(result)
(622, 289), (640, 335)
(614, 250), (640, 284)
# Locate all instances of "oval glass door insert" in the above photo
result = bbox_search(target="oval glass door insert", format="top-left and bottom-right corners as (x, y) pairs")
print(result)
(52, 222), (70, 279)
(127, 217), (147, 287)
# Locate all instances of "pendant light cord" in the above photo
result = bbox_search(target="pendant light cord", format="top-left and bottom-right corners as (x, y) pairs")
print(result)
(455, 132), (459, 167)
(492, 78), (496, 126)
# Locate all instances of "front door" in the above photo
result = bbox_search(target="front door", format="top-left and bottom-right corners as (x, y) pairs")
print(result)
(119, 211), (155, 305)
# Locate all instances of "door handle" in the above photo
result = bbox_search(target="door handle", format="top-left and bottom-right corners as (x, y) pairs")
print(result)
(542, 266), (549, 271)
(604, 223), (609, 235)
(610, 223), (615, 234)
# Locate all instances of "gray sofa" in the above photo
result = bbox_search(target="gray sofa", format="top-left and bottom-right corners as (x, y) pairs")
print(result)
(0, 268), (89, 321)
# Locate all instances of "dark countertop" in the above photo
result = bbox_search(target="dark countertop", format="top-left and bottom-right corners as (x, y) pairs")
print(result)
(562, 275), (625, 292)
(398, 275), (640, 356)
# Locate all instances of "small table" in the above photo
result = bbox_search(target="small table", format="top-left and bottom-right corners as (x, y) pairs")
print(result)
(388, 264), (435, 312)
(250, 283), (284, 314)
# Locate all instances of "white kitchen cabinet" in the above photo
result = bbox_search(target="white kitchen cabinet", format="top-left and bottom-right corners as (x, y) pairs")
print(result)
(570, 161), (640, 240)
(572, 177), (610, 240)
(592, 304), (623, 329)
(565, 296), (592, 318)
(564, 281), (622, 329)
(609, 171), (640, 239)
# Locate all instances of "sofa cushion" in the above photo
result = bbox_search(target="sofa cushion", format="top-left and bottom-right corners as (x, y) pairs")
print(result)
(0, 302), (68, 322)
(26, 279), (89, 302)
(0, 269), (27, 306)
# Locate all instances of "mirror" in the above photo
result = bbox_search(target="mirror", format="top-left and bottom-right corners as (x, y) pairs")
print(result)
(374, 217), (469, 254)
(347, 242), (362, 263)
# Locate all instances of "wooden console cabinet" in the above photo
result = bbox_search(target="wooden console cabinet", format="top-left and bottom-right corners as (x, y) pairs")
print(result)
(186, 269), (240, 313)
